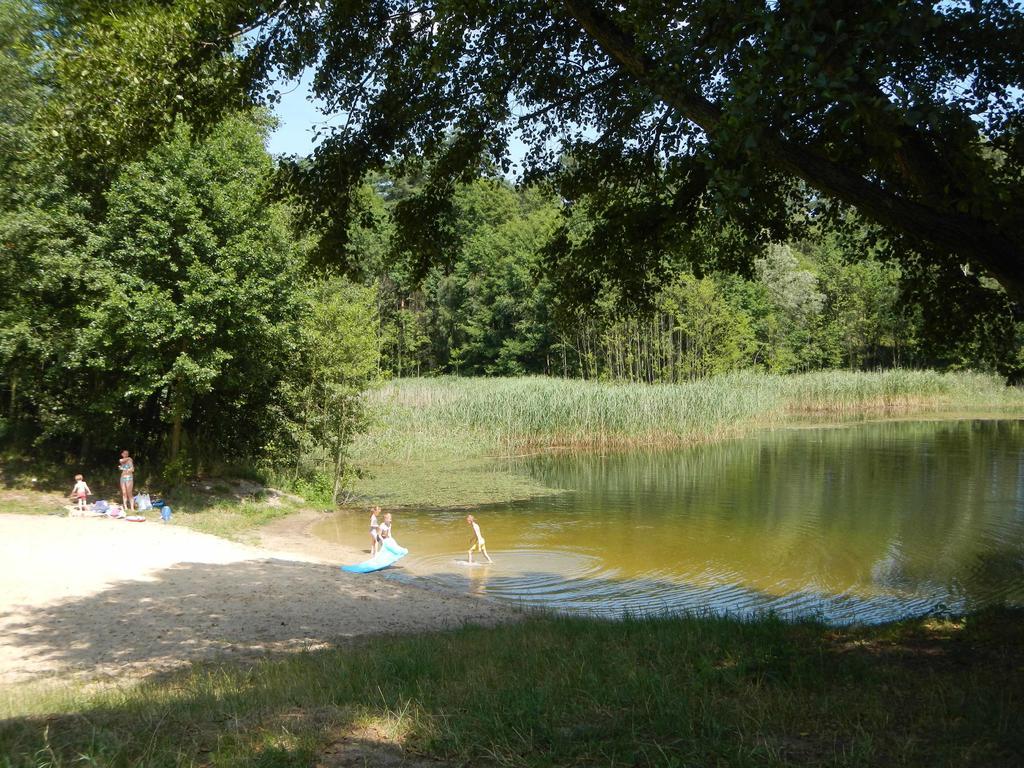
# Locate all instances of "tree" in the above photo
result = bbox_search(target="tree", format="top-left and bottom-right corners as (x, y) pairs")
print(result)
(659, 274), (756, 380)
(0, 0), (42, 195)
(32, 2), (1024, 308)
(426, 180), (560, 375)
(85, 113), (304, 468)
(812, 236), (908, 369)
(0, 0), (98, 444)
(43, 1), (1015, 307)
(0, 111), (307, 469)
(286, 278), (381, 502)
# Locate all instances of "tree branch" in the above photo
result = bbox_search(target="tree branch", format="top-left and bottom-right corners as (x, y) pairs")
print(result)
(561, 0), (1024, 302)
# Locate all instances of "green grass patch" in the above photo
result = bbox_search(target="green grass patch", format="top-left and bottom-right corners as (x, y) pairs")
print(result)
(0, 488), (67, 516)
(167, 497), (301, 542)
(1, 609), (1020, 767)
(0, 452), (306, 541)
(0, 477), (304, 543)
(156, 483), (306, 542)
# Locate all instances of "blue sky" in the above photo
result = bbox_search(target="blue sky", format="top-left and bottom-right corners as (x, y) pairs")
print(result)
(266, 70), (323, 157)
(266, 70), (535, 171)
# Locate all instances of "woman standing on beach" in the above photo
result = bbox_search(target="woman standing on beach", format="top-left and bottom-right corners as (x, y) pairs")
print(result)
(118, 450), (136, 513)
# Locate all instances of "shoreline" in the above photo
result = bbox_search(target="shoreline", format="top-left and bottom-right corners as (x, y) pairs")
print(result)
(3, 403), (1023, 686)
(256, 508), (512, 605)
(3, 378), (1023, 765)
(350, 404), (1024, 509)
(0, 513), (517, 686)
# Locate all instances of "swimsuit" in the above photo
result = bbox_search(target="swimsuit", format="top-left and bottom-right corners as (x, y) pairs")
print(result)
(470, 522), (485, 549)
(120, 461), (134, 485)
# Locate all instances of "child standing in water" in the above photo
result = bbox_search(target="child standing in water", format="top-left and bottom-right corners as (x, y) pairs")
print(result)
(70, 474), (91, 511)
(466, 515), (493, 564)
(369, 506), (381, 555)
(379, 512), (393, 541)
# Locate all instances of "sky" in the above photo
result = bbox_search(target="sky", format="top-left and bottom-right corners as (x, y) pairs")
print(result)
(265, 69), (535, 171)
(266, 70), (323, 157)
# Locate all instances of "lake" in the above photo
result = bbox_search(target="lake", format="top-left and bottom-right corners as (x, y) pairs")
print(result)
(314, 419), (1024, 623)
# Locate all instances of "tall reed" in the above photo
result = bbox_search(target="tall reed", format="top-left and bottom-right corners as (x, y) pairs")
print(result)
(352, 370), (1024, 463)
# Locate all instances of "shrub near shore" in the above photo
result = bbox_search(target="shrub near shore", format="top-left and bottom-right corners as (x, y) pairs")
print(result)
(1, 609), (1021, 767)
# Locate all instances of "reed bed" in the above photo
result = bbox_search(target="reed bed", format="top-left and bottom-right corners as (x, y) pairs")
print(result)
(353, 370), (1024, 464)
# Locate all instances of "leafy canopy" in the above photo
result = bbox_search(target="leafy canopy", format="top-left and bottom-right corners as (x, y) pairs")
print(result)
(51, 0), (1021, 306)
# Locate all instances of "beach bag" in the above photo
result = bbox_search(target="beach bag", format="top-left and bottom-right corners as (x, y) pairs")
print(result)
(160, 505), (172, 522)
(94, 499), (109, 513)
(135, 493), (153, 511)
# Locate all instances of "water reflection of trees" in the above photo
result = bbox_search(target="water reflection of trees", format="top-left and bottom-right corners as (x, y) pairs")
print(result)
(516, 420), (1024, 607)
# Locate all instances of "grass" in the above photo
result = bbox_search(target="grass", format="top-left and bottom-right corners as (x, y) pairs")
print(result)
(0, 470), (304, 544)
(1, 608), (1020, 767)
(348, 370), (1024, 507)
(149, 483), (306, 542)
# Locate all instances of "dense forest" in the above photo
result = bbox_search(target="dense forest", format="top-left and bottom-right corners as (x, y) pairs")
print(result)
(356, 176), (1021, 382)
(1, 0), (1022, 493)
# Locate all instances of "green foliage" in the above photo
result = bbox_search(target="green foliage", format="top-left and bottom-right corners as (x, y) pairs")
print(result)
(0, 2), (376, 493)
(0, 0), (43, 191)
(38, 0), (246, 190)
(753, 244), (827, 372)
(80, 114), (302, 463)
(281, 278), (381, 503)
(369, 178), (562, 377)
(660, 274), (757, 379)
(0, 106), (336, 475)
(212, 0), (1022, 308)
(354, 175), (988, 380)
(30, 0), (1024, 315)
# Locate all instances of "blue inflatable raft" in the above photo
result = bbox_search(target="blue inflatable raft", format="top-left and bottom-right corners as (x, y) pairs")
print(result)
(341, 537), (409, 573)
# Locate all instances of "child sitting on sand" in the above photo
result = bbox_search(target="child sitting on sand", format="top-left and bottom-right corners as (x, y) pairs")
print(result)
(70, 474), (92, 511)
(467, 515), (493, 564)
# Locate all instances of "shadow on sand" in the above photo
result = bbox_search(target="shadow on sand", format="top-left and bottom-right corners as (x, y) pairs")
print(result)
(0, 557), (508, 683)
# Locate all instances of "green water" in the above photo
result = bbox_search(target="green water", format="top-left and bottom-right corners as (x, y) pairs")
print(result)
(315, 419), (1024, 623)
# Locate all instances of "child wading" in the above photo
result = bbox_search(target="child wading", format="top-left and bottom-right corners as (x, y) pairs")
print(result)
(70, 474), (92, 511)
(466, 515), (493, 564)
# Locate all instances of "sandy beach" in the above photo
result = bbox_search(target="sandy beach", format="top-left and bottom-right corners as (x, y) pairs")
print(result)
(0, 513), (514, 684)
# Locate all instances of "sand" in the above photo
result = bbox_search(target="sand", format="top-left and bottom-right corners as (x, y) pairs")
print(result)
(0, 513), (514, 684)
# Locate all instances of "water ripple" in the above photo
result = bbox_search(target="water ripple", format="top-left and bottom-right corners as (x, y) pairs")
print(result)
(319, 420), (1024, 624)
